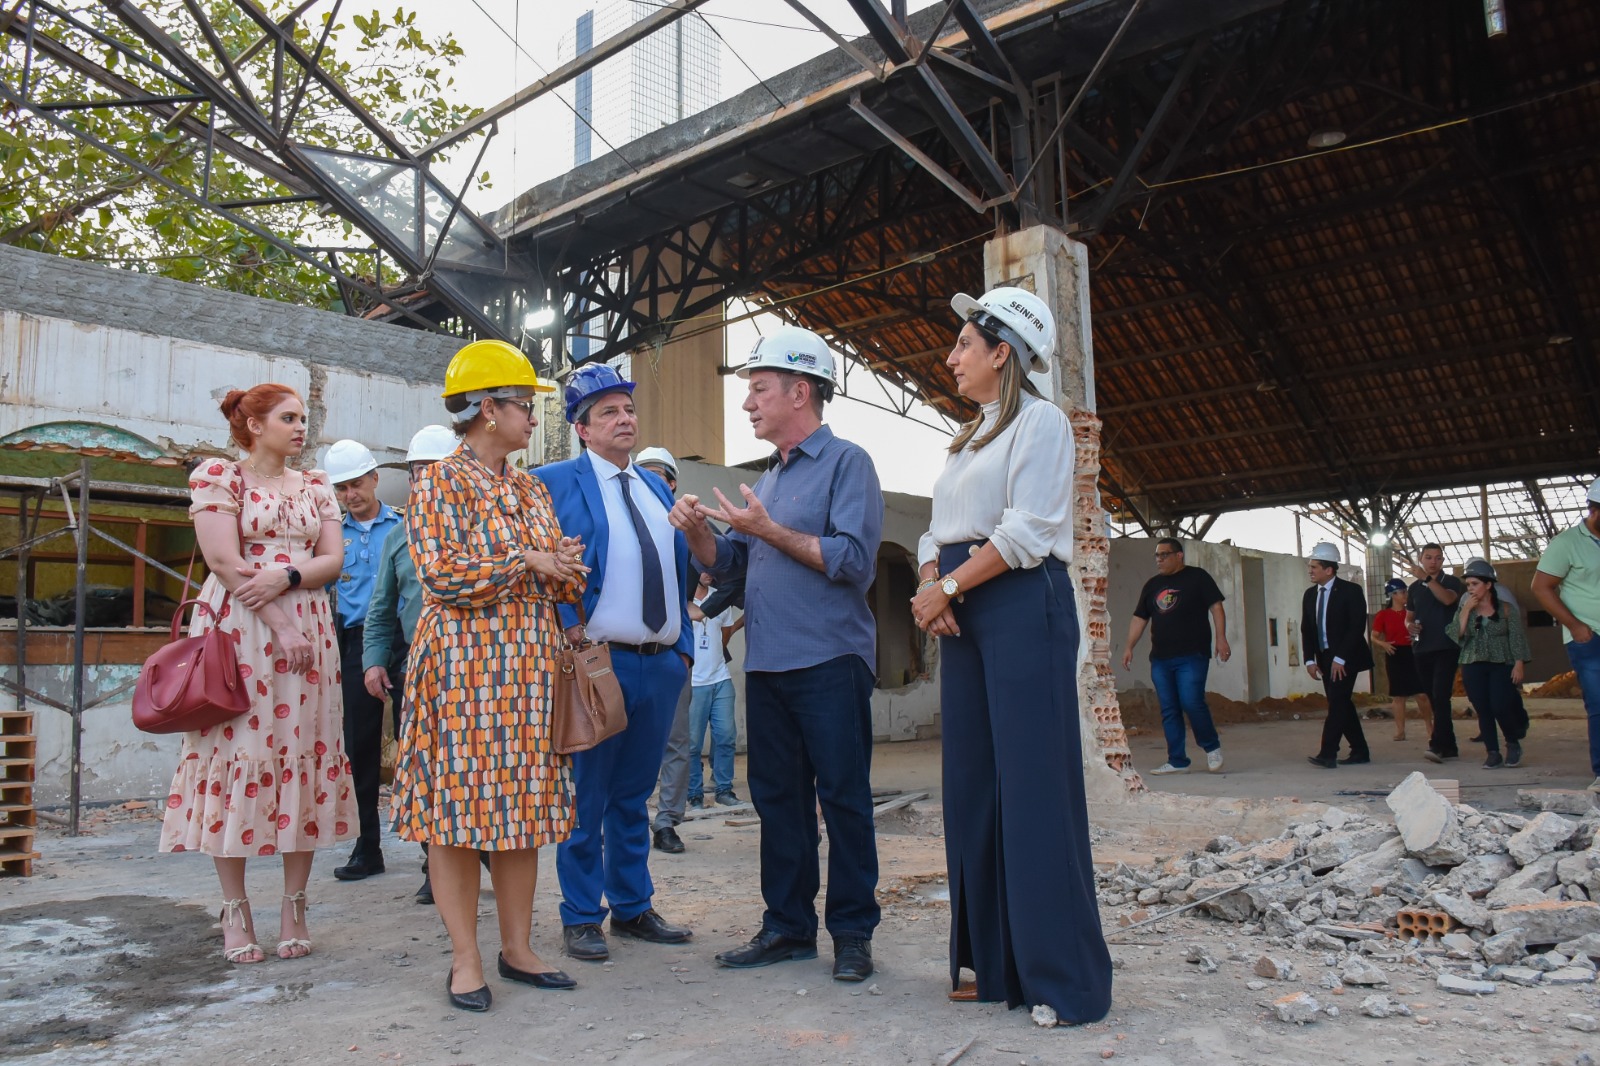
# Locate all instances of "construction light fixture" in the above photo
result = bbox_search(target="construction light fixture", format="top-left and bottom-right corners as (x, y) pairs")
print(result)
(524, 307), (557, 331)
(1484, 0), (1507, 37)
(1369, 530), (1390, 547)
(1549, 333), (1574, 345)
(1307, 128), (1347, 149)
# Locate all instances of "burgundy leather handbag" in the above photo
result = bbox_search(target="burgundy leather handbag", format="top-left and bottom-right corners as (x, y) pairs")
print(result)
(132, 502), (250, 735)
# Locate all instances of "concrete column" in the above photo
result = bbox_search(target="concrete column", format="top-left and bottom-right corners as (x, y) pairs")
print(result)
(982, 226), (1141, 802)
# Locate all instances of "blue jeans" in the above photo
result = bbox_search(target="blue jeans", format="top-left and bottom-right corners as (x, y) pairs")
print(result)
(1149, 653), (1221, 768)
(745, 655), (879, 941)
(687, 678), (737, 799)
(1566, 635), (1600, 777)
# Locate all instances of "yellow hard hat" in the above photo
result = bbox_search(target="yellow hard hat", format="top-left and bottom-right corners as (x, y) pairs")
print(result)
(441, 339), (556, 397)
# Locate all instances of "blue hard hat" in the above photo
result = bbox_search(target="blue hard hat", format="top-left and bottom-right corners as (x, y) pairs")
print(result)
(563, 363), (635, 423)
(1384, 578), (1407, 595)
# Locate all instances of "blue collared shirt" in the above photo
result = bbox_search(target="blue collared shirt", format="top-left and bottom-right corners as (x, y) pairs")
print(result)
(708, 425), (882, 673)
(337, 502), (403, 629)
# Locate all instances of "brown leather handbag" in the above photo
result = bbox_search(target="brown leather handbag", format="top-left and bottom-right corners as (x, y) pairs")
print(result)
(552, 601), (628, 754)
(132, 504), (250, 735)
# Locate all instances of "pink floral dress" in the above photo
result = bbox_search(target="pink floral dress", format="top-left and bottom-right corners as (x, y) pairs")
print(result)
(158, 459), (358, 857)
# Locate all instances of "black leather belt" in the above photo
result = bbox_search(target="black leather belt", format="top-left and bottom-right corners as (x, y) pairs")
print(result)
(610, 641), (670, 656)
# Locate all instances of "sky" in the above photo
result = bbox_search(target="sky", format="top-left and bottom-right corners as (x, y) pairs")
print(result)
(397, 1), (1304, 554)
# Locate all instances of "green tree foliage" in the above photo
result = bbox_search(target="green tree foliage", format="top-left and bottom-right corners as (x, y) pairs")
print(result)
(0, 3), (485, 309)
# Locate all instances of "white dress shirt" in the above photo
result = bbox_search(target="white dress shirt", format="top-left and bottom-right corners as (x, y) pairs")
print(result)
(1315, 575), (1343, 666)
(586, 451), (681, 646)
(917, 394), (1075, 569)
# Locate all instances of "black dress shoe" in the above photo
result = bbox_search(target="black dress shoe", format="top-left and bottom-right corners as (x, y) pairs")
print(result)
(652, 827), (685, 854)
(562, 923), (609, 961)
(446, 969), (491, 1012)
(831, 936), (873, 982)
(1339, 753), (1371, 765)
(611, 908), (693, 944)
(1306, 755), (1338, 769)
(415, 875), (433, 905)
(497, 953), (576, 989)
(333, 847), (385, 881)
(715, 927), (818, 968)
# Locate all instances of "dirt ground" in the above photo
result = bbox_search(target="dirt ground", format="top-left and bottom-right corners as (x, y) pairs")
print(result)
(3, 700), (1597, 1066)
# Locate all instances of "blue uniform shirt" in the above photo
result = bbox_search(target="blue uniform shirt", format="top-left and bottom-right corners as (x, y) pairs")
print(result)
(708, 424), (882, 673)
(337, 502), (403, 629)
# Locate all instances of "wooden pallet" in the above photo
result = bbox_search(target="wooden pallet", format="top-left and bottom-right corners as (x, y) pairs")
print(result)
(1, 708), (36, 877)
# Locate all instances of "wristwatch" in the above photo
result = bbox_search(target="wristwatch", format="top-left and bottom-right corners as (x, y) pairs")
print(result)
(940, 575), (961, 598)
(284, 565), (302, 590)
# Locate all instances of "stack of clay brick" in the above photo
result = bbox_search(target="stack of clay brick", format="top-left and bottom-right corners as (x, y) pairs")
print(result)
(1096, 773), (1600, 988)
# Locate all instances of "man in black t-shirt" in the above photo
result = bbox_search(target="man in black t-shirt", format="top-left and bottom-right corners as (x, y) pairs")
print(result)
(1406, 543), (1465, 762)
(1123, 538), (1231, 775)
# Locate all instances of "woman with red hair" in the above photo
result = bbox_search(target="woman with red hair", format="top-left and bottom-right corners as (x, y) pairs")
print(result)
(159, 383), (355, 964)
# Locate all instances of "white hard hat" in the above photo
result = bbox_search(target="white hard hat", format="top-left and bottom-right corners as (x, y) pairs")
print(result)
(635, 446), (678, 479)
(324, 439), (378, 484)
(738, 325), (837, 399)
(406, 425), (457, 464)
(1588, 476), (1600, 504)
(950, 286), (1055, 373)
(1309, 542), (1341, 564)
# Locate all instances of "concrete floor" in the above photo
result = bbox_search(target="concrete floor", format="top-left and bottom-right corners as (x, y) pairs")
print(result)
(1, 698), (1595, 1065)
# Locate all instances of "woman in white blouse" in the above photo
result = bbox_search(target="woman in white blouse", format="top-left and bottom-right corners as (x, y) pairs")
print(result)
(911, 286), (1111, 1023)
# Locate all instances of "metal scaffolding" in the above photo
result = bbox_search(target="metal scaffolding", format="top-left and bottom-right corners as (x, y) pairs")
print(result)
(1, 461), (193, 840)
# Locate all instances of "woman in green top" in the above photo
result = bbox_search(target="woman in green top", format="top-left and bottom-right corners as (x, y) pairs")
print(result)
(1448, 559), (1532, 769)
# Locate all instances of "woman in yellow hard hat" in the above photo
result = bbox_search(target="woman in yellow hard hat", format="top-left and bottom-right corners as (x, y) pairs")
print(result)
(390, 339), (590, 1011)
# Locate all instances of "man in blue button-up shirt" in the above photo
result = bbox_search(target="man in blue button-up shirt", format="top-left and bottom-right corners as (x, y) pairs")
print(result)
(671, 325), (883, 982)
(327, 439), (403, 882)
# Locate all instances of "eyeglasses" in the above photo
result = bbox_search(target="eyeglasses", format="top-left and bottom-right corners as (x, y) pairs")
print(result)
(1153, 551), (1179, 559)
(497, 398), (537, 419)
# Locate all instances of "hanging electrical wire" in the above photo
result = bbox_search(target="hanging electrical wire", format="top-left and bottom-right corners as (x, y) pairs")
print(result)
(693, 10), (785, 109)
(468, 0), (640, 173)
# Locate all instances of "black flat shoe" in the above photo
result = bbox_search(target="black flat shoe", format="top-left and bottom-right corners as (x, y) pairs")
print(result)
(1306, 755), (1337, 769)
(333, 848), (386, 881)
(652, 827), (685, 854)
(497, 953), (576, 989)
(446, 969), (491, 1012)
(562, 923), (609, 961)
(611, 908), (693, 944)
(715, 928), (818, 968)
(832, 936), (873, 982)
(1338, 754), (1371, 765)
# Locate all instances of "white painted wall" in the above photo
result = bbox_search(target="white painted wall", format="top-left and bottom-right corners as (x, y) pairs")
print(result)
(1108, 536), (1368, 701)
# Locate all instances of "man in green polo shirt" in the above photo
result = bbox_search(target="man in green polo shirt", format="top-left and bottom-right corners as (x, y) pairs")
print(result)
(1532, 476), (1600, 793)
(362, 424), (457, 900)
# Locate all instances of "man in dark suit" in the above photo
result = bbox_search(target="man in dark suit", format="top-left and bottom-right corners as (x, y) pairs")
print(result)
(1302, 541), (1375, 768)
(535, 365), (695, 963)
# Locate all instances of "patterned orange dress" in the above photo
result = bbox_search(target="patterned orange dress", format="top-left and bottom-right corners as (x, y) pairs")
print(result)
(160, 459), (357, 857)
(391, 448), (582, 850)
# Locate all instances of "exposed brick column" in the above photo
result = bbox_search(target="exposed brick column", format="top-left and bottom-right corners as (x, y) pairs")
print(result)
(983, 226), (1143, 798)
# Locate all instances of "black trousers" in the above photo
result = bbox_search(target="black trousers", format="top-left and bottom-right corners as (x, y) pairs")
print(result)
(1413, 648), (1461, 757)
(1315, 650), (1368, 760)
(1461, 662), (1525, 753)
(339, 624), (386, 851)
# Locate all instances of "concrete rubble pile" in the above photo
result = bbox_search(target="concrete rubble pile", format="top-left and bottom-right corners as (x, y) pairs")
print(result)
(1097, 773), (1600, 1023)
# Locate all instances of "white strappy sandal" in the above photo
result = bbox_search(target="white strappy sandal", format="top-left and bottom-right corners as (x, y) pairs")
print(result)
(278, 890), (312, 959)
(220, 898), (264, 964)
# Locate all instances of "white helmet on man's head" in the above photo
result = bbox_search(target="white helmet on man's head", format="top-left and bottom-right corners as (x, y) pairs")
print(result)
(406, 425), (457, 464)
(324, 439), (378, 484)
(950, 286), (1055, 373)
(636, 445), (678, 479)
(1309, 542), (1341, 564)
(738, 325), (837, 401)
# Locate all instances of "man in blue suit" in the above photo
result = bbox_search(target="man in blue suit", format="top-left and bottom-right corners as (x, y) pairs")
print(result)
(535, 364), (695, 962)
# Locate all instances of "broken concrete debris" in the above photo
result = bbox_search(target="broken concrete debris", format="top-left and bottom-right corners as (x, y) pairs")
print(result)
(1095, 774), (1600, 1016)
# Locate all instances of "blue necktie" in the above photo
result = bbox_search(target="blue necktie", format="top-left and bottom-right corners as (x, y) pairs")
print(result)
(1317, 585), (1328, 652)
(618, 472), (667, 633)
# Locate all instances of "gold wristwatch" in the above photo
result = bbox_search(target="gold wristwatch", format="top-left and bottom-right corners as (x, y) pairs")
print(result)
(940, 575), (961, 598)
